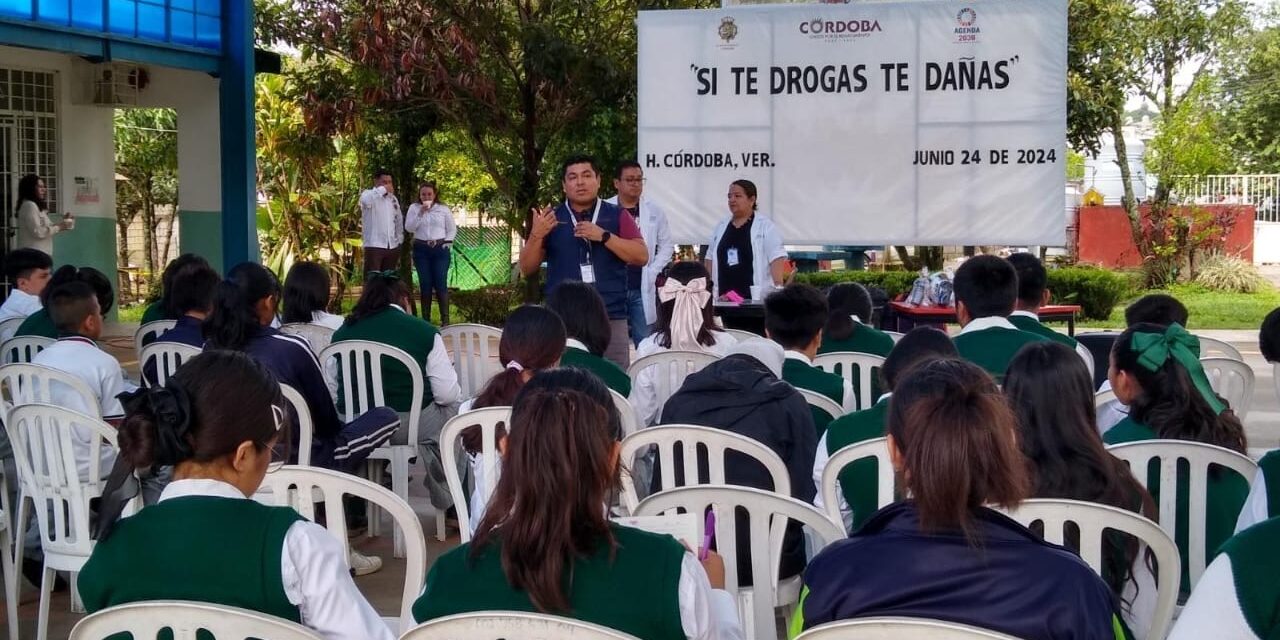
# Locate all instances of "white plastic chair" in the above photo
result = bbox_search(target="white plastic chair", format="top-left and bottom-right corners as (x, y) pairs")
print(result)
(1095, 388), (1118, 410)
(635, 486), (845, 640)
(320, 340), (428, 556)
(440, 323), (502, 399)
(258, 466), (426, 633)
(0, 317), (24, 342)
(7, 403), (120, 640)
(723, 328), (760, 343)
(798, 388), (844, 424)
(0, 362), (101, 425)
(1107, 439), (1258, 587)
(626, 350), (718, 424)
(439, 406), (512, 542)
(1, 335), (53, 364)
(883, 331), (905, 344)
(812, 352), (885, 411)
(1193, 334), (1242, 361)
(280, 322), (336, 356)
(1004, 499), (1179, 640)
(400, 612), (642, 640)
(618, 424), (791, 515)
(0, 470), (16, 640)
(138, 341), (202, 387)
(1076, 341), (1096, 381)
(134, 320), (177, 356)
(69, 601), (324, 640)
(1201, 356), (1255, 420)
(795, 617), (1024, 639)
(611, 389), (639, 436)
(280, 384), (314, 467)
(820, 437), (895, 530)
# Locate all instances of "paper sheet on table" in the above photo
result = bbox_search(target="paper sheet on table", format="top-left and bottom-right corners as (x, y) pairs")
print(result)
(613, 513), (700, 549)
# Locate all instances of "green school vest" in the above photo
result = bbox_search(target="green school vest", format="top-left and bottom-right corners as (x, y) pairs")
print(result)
(15, 307), (56, 339)
(819, 324), (894, 358)
(1259, 450), (1280, 521)
(824, 398), (890, 530)
(1104, 417), (1249, 595)
(414, 524), (686, 640)
(783, 357), (845, 438)
(561, 346), (632, 397)
(1222, 516), (1280, 639)
(140, 300), (167, 325)
(331, 307), (439, 411)
(78, 496), (304, 623)
(1007, 314), (1079, 348)
(953, 325), (1048, 382)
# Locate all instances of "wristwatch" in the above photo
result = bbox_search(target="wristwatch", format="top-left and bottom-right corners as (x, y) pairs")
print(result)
(600, 231), (613, 244)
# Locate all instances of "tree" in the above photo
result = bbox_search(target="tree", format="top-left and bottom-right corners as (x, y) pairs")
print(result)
(1220, 24), (1280, 173)
(114, 108), (177, 278)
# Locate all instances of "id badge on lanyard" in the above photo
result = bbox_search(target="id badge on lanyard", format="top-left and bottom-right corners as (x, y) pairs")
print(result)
(573, 199), (601, 284)
(727, 247), (741, 267)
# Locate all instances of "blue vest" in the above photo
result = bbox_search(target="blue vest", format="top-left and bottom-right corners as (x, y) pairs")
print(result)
(545, 199), (628, 318)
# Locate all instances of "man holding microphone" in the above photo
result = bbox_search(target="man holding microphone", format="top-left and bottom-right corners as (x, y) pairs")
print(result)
(359, 169), (404, 273)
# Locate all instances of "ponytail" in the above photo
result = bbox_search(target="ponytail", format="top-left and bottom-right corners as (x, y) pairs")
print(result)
(203, 263), (279, 351)
(465, 306), (566, 452)
(346, 271), (409, 326)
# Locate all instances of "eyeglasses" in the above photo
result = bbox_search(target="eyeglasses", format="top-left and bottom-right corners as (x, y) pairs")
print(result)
(622, 178), (647, 185)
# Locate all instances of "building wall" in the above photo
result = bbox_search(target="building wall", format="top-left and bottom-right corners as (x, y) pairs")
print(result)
(1076, 205), (1256, 268)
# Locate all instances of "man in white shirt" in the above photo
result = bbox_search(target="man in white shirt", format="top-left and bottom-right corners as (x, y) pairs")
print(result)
(0, 247), (52, 341)
(358, 170), (403, 273)
(607, 160), (673, 346)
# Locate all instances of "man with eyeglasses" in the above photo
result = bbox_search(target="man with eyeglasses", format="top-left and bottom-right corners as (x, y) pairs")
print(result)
(606, 160), (673, 346)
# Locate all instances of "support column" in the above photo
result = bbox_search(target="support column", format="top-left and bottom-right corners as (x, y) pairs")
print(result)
(218, 0), (257, 270)
(175, 81), (224, 272)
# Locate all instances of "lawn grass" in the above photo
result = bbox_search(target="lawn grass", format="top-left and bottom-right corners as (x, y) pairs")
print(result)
(1076, 283), (1280, 330)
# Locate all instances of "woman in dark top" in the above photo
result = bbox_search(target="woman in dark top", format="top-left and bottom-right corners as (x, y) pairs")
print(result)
(706, 179), (786, 301)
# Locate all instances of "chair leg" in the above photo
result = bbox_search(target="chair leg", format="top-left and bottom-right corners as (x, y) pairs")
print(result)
(392, 455), (408, 559)
(0, 526), (16, 640)
(367, 461), (383, 540)
(435, 511), (446, 542)
(36, 566), (53, 640)
(12, 497), (28, 606)
(69, 571), (83, 613)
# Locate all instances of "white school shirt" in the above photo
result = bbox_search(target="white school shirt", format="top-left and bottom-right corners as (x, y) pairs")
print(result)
(631, 330), (739, 427)
(606, 195), (674, 324)
(707, 214), (787, 299)
(1094, 379), (1129, 435)
(32, 337), (136, 480)
(14, 200), (62, 256)
(957, 315), (1020, 335)
(783, 350), (856, 414)
(0, 289), (41, 341)
(404, 203), (457, 243)
(1236, 466), (1271, 534)
(358, 186), (403, 250)
(160, 479), (395, 640)
(387, 304), (461, 405)
(310, 311), (345, 331)
(1167, 553), (1258, 640)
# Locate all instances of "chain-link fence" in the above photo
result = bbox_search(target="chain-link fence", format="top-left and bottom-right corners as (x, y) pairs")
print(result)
(447, 222), (515, 290)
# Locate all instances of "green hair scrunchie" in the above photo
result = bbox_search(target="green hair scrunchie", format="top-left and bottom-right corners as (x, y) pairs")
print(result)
(1129, 323), (1226, 415)
(368, 269), (400, 282)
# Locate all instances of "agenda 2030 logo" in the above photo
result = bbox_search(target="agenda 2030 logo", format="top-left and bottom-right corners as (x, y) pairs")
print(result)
(954, 7), (980, 43)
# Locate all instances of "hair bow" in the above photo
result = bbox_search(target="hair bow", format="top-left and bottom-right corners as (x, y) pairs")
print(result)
(659, 277), (711, 351)
(368, 270), (400, 282)
(118, 381), (195, 465)
(1130, 323), (1226, 414)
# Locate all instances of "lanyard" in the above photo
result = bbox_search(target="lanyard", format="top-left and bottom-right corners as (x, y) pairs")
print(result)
(566, 199), (602, 264)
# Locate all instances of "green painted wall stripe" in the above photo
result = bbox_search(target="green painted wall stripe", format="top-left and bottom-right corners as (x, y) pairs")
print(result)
(178, 209), (224, 274)
(51, 215), (118, 320)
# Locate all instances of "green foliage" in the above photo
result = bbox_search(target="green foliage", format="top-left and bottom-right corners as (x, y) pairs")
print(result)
(1066, 150), (1086, 181)
(451, 284), (521, 327)
(1145, 77), (1234, 190)
(1193, 254), (1268, 293)
(114, 108), (177, 277)
(1046, 266), (1134, 320)
(791, 271), (919, 299)
(1220, 24), (1280, 173)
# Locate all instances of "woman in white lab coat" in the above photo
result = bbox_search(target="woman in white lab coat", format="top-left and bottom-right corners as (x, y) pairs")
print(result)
(705, 179), (786, 301)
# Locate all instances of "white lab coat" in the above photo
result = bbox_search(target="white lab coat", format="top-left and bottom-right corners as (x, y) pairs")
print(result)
(606, 195), (673, 324)
(707, 214), (787, 298)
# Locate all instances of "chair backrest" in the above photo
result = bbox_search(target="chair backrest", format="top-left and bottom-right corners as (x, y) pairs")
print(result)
(279, 322), (336, 356)
(139, 341), (202, 388)
(723, 328), (759, 343)
(1193, 334), (1242, 361)
(1075, 341), (1096, 382)
(439, 323), (503, 399)
(6, 403), (117, 561)
(439, 406), (512, 542)
(258, 466), (425, 629)
(1, 335), (53, 364)
(134, 320), (178, 356)
(400, 612), (642, 640)
(798, 388), (844, 424)
(0, 316), (24, 340)
(618, 424), (791, 515)
(626, 350), (718, 423)
(0, 362), (101, 421)
(883, 331), (904, 344)
(69, 601), (324, 640)
(1107, 439), (1258, 585)
(635, 486), (845, 640)
(611, 389), (639, 437)
(1094, 388), (1118, 410)
(280, 384), (313, 467)
(795, 617), (1024, 640)
(320, 340), (422, 446)
(1200, 356), (1255, 420)
(820, 437), (895, 529)
(812, 351), (885, 412)
(1003, 499), (1179, 640)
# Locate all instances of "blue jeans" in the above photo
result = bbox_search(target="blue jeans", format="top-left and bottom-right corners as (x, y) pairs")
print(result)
(626, 289), (650, 346)
(412, 241), (451, 325)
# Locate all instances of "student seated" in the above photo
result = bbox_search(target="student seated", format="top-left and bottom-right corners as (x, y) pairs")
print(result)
(1237, 308), (1280, 532)
(1169, 516), (1280, 640)
(1096, 294), (1194, 432)
(142, 260), (221, 386)
(660, 338), (815, 586)
(1005, 341), (1158, 637)
(283, 261), (344, 331)
(16, 265), (115, 339)
(78, 351), (394, 640)
(951, 255), (1047, 381)
(1006, 252), (1079, 348)
(547, 281), (632, 396)
(765, 284), (856, 433)
(460, 305), (566, 536)
(813, 327), (956, 531)
(1107, 322), (1248, 594)
(818, 282), (893, 357)
(330, 271), (462, 513)
(0, 248), (51, 341)
(632, 261), (738, 426)
(414, 368), (743, 640)
(794, 359), (1123, 640)
(139, 253), (211, 325)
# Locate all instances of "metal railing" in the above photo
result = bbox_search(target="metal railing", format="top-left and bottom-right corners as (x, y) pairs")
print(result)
(1172, 174), (1280, 222)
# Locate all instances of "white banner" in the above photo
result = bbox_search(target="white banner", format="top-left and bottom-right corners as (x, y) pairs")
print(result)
(637, 0), (1067, 245)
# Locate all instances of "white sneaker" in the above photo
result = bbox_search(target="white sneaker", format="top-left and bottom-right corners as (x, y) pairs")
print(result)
(349, 550), (383, 576)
